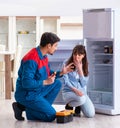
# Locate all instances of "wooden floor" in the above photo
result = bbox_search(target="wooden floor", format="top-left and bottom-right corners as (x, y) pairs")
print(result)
(0, 94), (120, 128)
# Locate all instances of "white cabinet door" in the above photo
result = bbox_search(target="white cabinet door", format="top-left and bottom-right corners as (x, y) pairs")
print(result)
(16, 16), (36, 58)
(0, 17), (8, 50)
(83, 9), (112, 39)
(39, 16), (60, 37)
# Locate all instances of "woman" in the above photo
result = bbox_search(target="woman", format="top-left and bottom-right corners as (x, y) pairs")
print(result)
(62, 44), (95, 118)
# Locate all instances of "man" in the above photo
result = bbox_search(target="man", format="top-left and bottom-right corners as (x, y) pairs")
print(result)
(12, 32), (73, 122)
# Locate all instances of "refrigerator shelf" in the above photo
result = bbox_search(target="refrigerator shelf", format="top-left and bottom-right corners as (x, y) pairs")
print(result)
(94, 53), (113, 56)
(93, 64), (113, 66)
(88, 88), (113, 93)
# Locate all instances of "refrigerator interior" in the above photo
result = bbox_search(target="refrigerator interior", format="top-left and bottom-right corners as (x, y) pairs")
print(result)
(86, 39), (114, 107)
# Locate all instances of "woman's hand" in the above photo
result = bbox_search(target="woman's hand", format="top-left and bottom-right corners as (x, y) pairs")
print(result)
(74, 57), (83, 76)
(60, 63), (74, 76)
(74, 57), (82, 70)
(72, 87), (83, 96)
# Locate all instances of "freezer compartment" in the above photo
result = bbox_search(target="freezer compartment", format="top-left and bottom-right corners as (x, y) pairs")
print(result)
(88, 91), (102, 104)
(88, 91), (113, 106)
(102, 93), (113, 106)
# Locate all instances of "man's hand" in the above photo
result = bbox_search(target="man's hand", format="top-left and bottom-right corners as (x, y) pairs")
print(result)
(60, 63), (74, 76)
(43, 73), (56, 85)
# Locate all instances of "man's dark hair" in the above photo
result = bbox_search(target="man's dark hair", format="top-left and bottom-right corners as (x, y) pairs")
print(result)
(40, 32), (60, 47)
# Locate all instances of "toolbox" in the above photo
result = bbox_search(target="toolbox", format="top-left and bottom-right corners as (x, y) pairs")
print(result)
(56, 110), (74, 123)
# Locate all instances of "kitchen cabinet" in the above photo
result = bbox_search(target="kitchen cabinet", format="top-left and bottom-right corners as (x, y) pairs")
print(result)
(15, 16), (83, 57)
(39, 16), (60, 37)
(60, 16), (83, 39)
(84, 8), (120, 115)
(0, 17), (8, 50)
(16, 16), (36, 57)
(0, 16), (15, 51)
(38, 16), (83, 39)
(0, 16), (83, 56)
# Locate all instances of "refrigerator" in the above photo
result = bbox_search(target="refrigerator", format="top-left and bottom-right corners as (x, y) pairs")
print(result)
(83, 8), (120, 115)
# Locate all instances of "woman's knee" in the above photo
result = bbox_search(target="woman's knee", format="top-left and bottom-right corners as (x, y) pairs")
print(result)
(78, 95), (86, 105)
(85, 109), (95, 118)
(82, 104), (95, 118)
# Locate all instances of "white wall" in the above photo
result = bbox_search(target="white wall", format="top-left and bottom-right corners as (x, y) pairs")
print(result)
(0, 0), (120, 16)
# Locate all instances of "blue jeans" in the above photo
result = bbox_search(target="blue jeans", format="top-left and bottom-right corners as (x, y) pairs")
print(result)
(19, 79), (62, 122)
(62, 92), (95, 118)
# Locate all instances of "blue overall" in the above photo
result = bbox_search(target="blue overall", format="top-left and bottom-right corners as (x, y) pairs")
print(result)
(14, 46), (62, 122)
